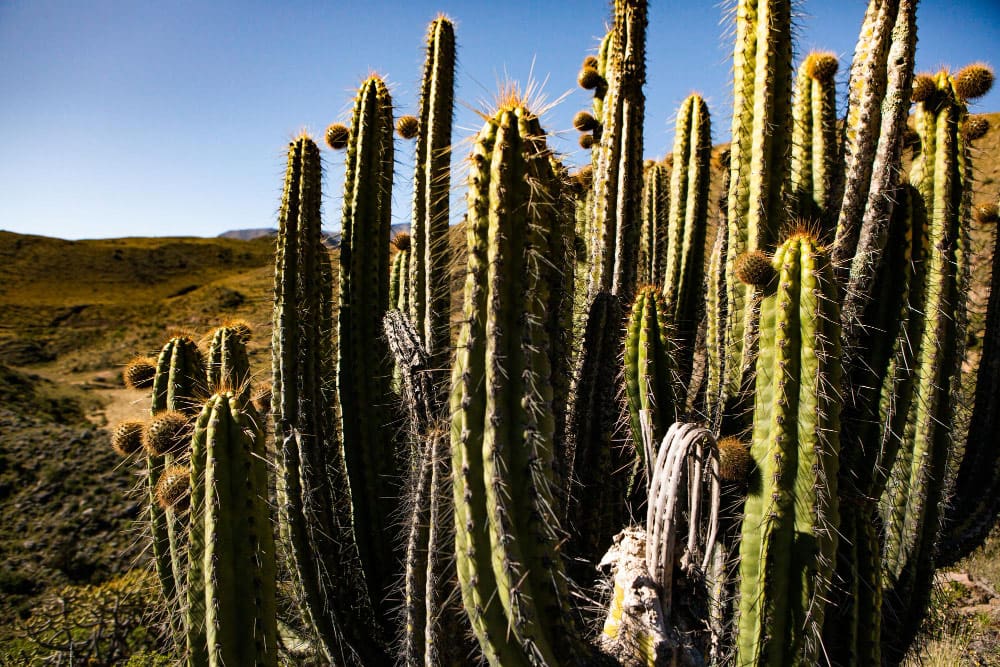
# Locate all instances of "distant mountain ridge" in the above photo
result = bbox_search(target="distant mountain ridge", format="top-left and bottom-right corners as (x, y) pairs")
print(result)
(218, 223), (411, 247)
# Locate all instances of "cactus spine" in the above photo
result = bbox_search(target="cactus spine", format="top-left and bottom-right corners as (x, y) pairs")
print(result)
(409, 16), (455, 373)
(451, 100), (587, 666)
(736, 234), (842, 666)
(663, 93), (711, 390)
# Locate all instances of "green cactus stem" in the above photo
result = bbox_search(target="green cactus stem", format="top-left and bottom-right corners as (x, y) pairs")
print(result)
(337, 74), (399, 614)
(390, 232), (413, 314)
(272, 134), (382, 664)
(736, 233), (842, 666)
(588, 0), (647, 300)
(188, 393), (277, 667)
(723, 0), (793, 407)
(451, 98), (587, 666)
(206, 323), (252, 403)
(409, 16), (455, 374)
(663, 93), (711, 392)
(790, 52), (839, 234)
(637, 162), (668, 286)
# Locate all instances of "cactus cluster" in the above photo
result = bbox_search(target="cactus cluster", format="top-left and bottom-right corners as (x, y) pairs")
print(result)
(106, 2), (1000, 666)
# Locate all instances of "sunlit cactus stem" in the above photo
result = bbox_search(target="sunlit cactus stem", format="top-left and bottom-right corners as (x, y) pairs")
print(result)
(736, 234), (842, 666)
(409, 15), (455, 374)
(451, 98), (588, 666)
(790, 52), (839, 234)
(638, 161), (668, 286)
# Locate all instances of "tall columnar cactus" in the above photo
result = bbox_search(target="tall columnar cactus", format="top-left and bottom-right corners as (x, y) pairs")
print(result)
(272, 135), (383, 664)
(337, 75), (399, 614)
(790, 52), (839, 234)
(451, 98), (588, 666)
(623, 286), (676, 472)
(637, 161), (668, 286)
(186, 392), (277, 667)
(408, 16), (455, 374)
(879, 68), (978, 662)
(705, 149), (731, 428)
(149, 335), (205, 636)
(206, 323), (252, 402)
(663, 93), (710, 391)
(588, 0), (647, 300)
(736, 233), (842, 666)
(722, 0), (793, 409)
(833, 0), (916, 349)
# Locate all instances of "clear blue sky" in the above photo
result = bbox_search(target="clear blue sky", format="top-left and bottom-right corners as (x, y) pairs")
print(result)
(1, 1), (997, 240)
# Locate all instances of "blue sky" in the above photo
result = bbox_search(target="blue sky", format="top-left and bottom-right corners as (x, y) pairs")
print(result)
(1, 1), (997, 240)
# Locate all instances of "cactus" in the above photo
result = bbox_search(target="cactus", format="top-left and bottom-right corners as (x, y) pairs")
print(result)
(879, 69), (977, 662)
(735, 233), (842, 666)
(390, 232), (412, 313)
(637, 162), (668, 286)
(663, 93), (711, 392)
(337, 75), (399, 613)
(408, 16), (455, 375)
(206, 323), (252, 403)
(588, 0), (647, 300)
(451, 98), (588, 666)
(271, 134), (383, 664)
(790, 52), (839, 234)
(186, 392), (277, 667)
(623, 286), (676, 471)
(722, 0), (793, 409)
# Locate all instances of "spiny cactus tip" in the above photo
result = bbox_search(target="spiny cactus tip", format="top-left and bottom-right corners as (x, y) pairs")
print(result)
(578, 67), (605, 91)
(252, 382), (273, 416)
(717, 437), (752, 482)
(221, 319), (253, 342)
(964, 116), (990, 141)
(911, 74), (937, 103)
(325, 123), (350, 150)
(582, 55), (599, 70)
(734, 250), (776, 288)
(392, 231), (412, 251)
(954, 63), (994, 101)
(573, 110), (599, 132)
(123, 356), (156, 390)
(974, 202), (999, 225)
(155, 465), (190, 510)
(804, 52), (839, 82)
(396, 115), (419, 140)
(579, 133), (595, 150)
(144, 411), (190, 457)
(111, 420), (145, 457)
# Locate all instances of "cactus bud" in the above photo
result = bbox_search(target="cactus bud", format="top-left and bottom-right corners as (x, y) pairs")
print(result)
(574, 165), (594, 191)
(392, 231), (412, 251)
(325, 123), (350, 150)
(713, 148), (730, 171)
(582, 55), (599, 70)
(573, 110), (599, 132)
(734, 250), (776, 287)
(222, 319), (252, 342)
(155, 465), (190, 510)
(964, 115), (990, 141)
(578, 67), (605, 91)
(124, 356), (156, 390)
(111, 420), (145, 457)
(953, 63), (995, 101)
(579, 133), (595, 150)
(396, 115), (420, 139)
(717, 436), (752, 481)
(144, 411), (189, 456)
(911, 74), (936, 103)
(251, 382), (272, 416)
(804, 52), (839, 82)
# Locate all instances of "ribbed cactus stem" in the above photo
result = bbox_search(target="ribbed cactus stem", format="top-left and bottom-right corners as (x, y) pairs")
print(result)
(637, 162), (668, 286)
(409, 16), (455, 372)
(791, 52), (839, 233)
(663, 93), (710, 389)
(589, 0), (647, 300)
(451, 100), (586, 666)
(194, 393), (277, 667)
(624, 287), (676, 468)
(272, 135), (381, 664)
(338, 74), (398, 611)
(880, 70), (968, 663)
(390, 244), (412, 313)
(736, 234), (842, 666)
(206, 324), (252, 403)
(724, 0), (793, 404)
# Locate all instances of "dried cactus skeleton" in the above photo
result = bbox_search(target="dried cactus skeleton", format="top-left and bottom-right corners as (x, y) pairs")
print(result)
(105, 2), (1000, 665)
